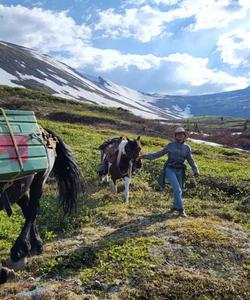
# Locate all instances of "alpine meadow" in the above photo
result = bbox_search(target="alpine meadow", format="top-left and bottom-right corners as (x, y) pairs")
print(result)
(0, 85), (249, 299)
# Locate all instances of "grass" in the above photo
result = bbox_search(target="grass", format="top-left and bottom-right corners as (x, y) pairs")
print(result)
(0, 86), (249, 299)
(185, 115), (248, 130)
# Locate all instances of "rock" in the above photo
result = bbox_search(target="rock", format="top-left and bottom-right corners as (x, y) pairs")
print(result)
(53, 275), (63, 281)
(92, 280), (109, 291)
(108, 284), (122, 293)
(27, 276), (36, 282)
(75, 279), (82, 286)
(14, 287), (54, 300)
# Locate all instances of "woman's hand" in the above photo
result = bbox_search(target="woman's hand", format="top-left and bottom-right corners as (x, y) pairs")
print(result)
(139, 153), (144, 159)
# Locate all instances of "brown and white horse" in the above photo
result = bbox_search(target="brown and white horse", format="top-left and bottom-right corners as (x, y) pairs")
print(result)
(98, 137), (142, 204)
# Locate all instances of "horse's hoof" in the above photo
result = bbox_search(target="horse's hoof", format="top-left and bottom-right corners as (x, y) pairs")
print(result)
(9, 257), (28, 271)
(0, 267), (16, 284)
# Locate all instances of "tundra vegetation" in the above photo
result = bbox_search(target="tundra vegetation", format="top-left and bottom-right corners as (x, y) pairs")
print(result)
(0, 85), (249, 299)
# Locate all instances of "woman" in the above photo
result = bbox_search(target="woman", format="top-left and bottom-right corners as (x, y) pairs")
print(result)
(141, 127), (199, 217)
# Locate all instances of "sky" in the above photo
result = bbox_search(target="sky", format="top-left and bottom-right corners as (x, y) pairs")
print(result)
(0, 0), (250, 95)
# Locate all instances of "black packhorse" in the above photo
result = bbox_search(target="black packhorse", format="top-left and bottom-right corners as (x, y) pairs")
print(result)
(0, 128), (80, 280)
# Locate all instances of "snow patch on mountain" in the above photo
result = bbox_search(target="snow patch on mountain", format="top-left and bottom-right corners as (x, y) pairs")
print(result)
(1, 41), (249, 119)
(173, 104), (192, 117)
(0, 68), (21, 88)
(1, 42), (183, 119)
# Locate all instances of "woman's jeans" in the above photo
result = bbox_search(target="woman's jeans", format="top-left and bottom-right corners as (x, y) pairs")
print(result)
(165, 167), (184, 209)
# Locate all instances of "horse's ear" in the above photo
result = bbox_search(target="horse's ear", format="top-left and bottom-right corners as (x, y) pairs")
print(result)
(126, 136), (130, 141)
(137, 136), (141, 141)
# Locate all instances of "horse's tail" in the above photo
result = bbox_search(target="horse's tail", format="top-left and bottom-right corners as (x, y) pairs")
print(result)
(45, 128), (81, 214)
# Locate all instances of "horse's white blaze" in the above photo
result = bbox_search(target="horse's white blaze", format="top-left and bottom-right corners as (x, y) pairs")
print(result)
(124, 176), (131, 204)
(117, 139), (127, 166)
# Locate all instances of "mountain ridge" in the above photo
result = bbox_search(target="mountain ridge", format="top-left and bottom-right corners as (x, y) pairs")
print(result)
(0, 41), (181, 120)
(0, 41), (250, 118)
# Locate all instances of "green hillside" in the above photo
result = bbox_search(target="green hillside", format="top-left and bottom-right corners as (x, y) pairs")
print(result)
(184, 115), (249, 132)
(0, 86), (249, 299)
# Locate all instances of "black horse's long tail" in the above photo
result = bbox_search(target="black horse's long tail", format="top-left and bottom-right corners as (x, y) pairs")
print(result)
(45, 128), (81, 214)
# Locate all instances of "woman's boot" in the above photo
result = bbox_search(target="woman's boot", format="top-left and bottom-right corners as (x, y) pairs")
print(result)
(178, 208), (187, 217)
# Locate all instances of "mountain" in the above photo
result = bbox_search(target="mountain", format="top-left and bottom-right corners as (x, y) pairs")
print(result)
(0, 41), (183, 120)
(153, 88), (250, 118)
(1, 41), (249, 119)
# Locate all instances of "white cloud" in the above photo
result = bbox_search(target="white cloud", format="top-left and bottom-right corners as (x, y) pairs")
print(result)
(0, 4), (165, 71)
(185, 0), (248, 31)
(95, 5), (190, 43)
(96, 0), (250, 42)
(0, 4), (249, 94)
(217, 29), (250, 67)
(59, 47), (249, 92)
(0, 4), (91, 52)
(239, 0), (250, 10)
(126, 0), (179, 6)
(164, 53), (250, 90)
(58, 46), (163, 71)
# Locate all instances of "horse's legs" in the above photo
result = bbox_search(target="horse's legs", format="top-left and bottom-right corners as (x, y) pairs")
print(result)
(101, 174), (109, 184)
(11, 173), (44, 264)
(11, 192), (33, 264)
(110, 179), (117, 193)
(28, 150), (55, 256)
(124, 176), (131, 204)
(30, 219), (43, 256)
(28, 172), (47, 256)
(102, 162), (112, 184)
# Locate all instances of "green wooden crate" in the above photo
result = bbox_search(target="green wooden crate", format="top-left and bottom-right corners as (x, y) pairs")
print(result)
(0, 109), (49, 182)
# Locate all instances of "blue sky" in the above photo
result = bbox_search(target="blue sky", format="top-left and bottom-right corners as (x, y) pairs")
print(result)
(1, 0), (250, 95)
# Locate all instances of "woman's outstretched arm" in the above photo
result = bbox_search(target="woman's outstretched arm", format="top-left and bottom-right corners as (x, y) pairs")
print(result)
(142, 145), (169, 161)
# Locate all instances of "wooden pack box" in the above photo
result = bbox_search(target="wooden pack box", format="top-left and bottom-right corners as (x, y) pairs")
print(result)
(0, 109), (48, 182)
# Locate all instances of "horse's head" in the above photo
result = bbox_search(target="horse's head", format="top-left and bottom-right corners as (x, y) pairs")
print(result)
(125, 136), (141, 161)
(132, 157), (142, 175)
(124, 136), (142, 175)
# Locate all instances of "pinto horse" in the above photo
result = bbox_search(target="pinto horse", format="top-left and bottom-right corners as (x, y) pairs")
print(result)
(0, 128), (80, 278)
(99, 136), (142, 204)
